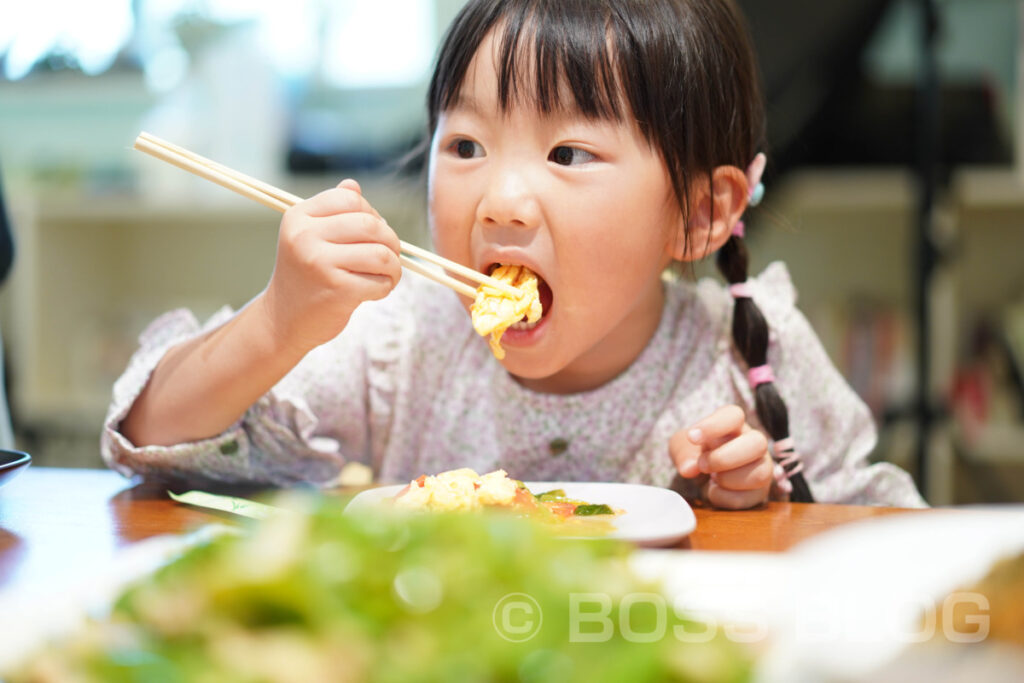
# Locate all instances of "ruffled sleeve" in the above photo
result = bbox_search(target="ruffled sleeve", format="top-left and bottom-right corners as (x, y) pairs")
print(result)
(101, 297), (391, 487)
(724, 262), (927, 507)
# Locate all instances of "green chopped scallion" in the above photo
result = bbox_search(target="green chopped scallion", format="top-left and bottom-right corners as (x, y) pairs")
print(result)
(573, 504), (613, 516)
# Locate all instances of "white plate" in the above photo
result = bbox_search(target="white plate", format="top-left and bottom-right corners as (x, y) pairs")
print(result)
(781, 506), (1024, 680)
(631, 505), (1024, 682)
(346, 481), (696, 547)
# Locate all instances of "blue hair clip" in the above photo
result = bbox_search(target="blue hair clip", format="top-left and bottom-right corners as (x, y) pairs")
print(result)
(745, 153), (767, 208)
(749, 182), (765, 207)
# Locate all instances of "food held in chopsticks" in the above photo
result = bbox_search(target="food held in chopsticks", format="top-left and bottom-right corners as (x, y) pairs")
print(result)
(394, 468), (616, 522)
(470, 265), (543, 359)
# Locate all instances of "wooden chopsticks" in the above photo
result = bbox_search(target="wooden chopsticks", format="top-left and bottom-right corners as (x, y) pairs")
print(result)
(133, 131), (521, 300)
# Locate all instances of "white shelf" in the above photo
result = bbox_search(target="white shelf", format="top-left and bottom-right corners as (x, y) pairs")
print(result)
(767, 167), (915, 214)
(951, 166), (1024, 212)
(5, 181), (426, 430)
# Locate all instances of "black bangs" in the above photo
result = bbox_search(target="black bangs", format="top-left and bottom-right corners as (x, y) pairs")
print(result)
(428, 0), (628, 131)
(426, 0), (766, 224)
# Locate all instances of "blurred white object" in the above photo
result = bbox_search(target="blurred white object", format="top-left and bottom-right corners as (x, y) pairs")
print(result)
(0, 0), (133, 80)
(137, 24), (287, 203)
(633, 506), (1024, 683)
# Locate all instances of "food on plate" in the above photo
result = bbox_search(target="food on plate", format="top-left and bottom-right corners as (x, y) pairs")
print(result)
(394, 468), (526, 511)
(470, 264), (543, 359)
(394, 468), (616, 521)
(5, 495), (753, 682)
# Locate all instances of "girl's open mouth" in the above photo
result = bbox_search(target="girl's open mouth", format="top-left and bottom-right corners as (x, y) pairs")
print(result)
(484, 262), (554, 331)
(476, 262), (553, 349)
(509, 278), (552, 330)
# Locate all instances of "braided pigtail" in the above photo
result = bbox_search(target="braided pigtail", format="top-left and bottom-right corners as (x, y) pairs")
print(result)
(714, 158), (814, 502)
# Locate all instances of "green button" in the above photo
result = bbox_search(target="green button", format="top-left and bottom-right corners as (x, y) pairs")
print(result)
(219, 440), (239, 456)
(548, 438), (569, 456)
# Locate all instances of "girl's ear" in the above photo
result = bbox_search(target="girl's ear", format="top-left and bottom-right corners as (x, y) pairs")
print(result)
(670, 165), (748, 262)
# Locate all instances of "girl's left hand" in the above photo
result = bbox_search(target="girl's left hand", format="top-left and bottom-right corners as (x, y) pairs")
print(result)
(670, 405), (773, 509)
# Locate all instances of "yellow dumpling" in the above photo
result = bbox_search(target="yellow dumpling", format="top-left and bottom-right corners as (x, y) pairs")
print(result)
(470, 265), (543, 359)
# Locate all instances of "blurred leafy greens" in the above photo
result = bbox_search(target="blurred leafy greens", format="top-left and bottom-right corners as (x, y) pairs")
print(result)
(8, 494), (751, 683)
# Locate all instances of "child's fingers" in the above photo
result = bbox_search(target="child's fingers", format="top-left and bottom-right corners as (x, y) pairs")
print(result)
(672, 405), (748, 478)
(319, 245), (399, 297)
(325, 242), (402, 282)
(668, 428), (702, 478)
(337, 178), (386, 221)
(324, 270), (397, 303)
(705, 480), (768, 510)
(686, 405), (747, 451)
(300, 185), (377, 218)
(317, 213), (401, 255)
(710, 453), (773, 491)
(337, 178), (361, 194)
(698, 428), (768, 474)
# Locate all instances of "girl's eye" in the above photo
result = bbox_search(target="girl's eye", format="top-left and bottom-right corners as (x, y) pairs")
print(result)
(451, 139), (483, 159)
(549, 146), (595, 166)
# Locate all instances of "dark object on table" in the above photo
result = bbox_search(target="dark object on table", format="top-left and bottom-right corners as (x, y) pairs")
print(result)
(0, 168), (16, 451)
(0, 449), (31, 489)
(0, 170), (12, 287)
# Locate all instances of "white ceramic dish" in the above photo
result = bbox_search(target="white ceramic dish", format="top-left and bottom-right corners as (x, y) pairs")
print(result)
(346, 481), (696, 547)
(630, 505), (1024, 682)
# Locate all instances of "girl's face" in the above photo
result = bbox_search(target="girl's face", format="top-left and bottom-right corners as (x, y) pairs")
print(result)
(428, 31), (682, 394)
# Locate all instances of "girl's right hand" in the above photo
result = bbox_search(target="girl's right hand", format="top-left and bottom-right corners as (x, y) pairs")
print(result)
(259, 178), (402, 354)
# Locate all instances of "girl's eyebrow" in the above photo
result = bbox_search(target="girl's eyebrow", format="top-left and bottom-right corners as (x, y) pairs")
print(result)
(448, 94), (484, 116)
(449, 92), (588, 124)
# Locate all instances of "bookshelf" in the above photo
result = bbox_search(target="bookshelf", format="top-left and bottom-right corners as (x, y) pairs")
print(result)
(947, 168), (1024, 474)
(739, 168), (931, 491)
(745, 165), (1024, 504)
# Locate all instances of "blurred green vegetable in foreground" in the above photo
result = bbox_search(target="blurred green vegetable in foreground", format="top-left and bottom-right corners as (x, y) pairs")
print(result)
(8, 494), (752, 683)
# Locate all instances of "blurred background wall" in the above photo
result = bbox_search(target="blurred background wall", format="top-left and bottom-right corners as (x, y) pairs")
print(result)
(0, 0), (1022, 505)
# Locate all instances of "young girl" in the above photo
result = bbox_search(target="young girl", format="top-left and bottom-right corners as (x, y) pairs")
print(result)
(105, 0), (926, 509)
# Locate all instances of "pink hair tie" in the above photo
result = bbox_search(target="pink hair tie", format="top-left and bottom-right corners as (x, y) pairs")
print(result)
(773, 464), (792, 494)
(747, 364), (774, 388)
(770, 438), (805, 496)
(731, 220), (745, 238)
(771, 437), (795, 455)
(777, 453), (803, 474)
(729, 281), (753, 298)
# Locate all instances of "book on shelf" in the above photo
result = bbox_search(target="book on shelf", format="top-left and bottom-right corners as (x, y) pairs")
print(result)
(809, 300), (914, 425)
(950, 300), (1024, 454)
(1000, 296), (1024, 419)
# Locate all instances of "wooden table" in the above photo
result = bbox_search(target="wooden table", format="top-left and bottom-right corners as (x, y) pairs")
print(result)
(0, 467), (926, 595)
